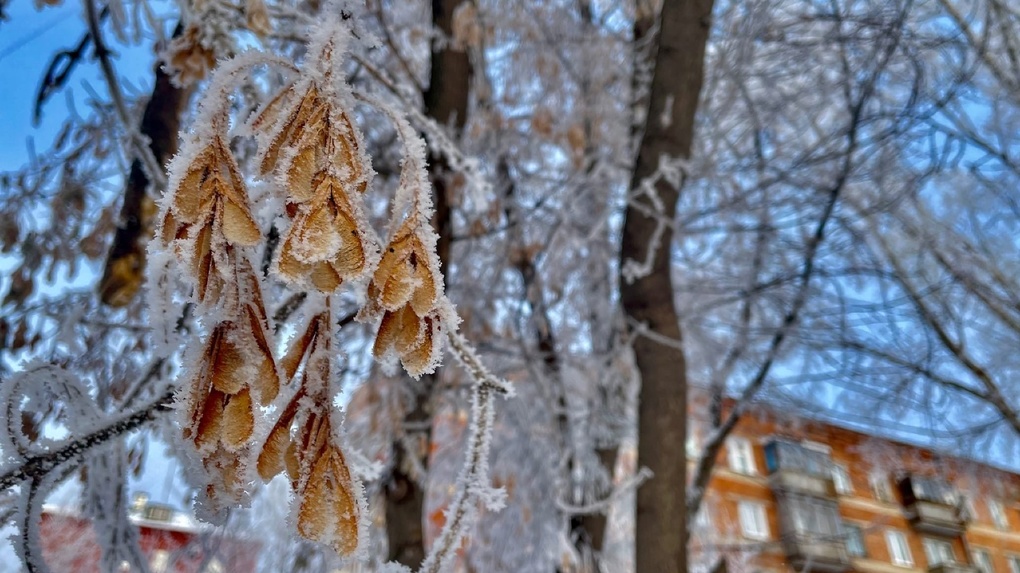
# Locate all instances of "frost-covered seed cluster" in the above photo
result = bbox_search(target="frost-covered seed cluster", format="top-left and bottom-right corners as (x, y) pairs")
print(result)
(151, 22), (464, 559)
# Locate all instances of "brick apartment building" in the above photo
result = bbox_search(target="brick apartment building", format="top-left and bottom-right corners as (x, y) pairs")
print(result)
(37, 494), (260, 572)
(690, 399), (1020, 573)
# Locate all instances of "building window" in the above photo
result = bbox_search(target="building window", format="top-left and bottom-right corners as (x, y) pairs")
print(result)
(1008, 556), (1020, 573)
(764, 439), (832, 478)
(738, 500), (770, 540)
(990, 499), (1010, 530)
(833, 464), (853, 495)
(963, 496), (978, 521)
(870, 471), (893, 503)
(787, 495), (842, 538)
(972, 549), (994, 573)
(923, 537), (955, 566)
(728, 437), (757, 475)
(910, 476), (959, 505)
(886, 530), (913, 567)
(845, 524), (866, 558)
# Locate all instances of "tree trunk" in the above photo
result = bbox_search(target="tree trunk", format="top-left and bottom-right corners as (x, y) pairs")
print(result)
(384, 0), (471, 565)
(619, 1), (714, 571)
(99, 28), (189, 307)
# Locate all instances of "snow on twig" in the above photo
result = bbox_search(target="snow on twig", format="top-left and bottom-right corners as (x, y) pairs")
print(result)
(416, 331), (512, 573)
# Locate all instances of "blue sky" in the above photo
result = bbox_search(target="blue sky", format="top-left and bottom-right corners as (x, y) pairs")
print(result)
(0, 0), (160, 170)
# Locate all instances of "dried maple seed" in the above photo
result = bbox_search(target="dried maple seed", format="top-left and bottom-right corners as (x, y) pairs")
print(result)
(159, 136), (264, 304)
(255, 60), (377, 291)
(254, 311), (362, 555)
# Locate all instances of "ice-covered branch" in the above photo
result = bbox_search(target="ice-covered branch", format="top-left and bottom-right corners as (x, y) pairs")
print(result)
(352, 54), (492, 208)
(620, 154), (687, 283)
(416, 331), (512, 573)
(0, 388), (173, 492)
(558, 466), (653, 516)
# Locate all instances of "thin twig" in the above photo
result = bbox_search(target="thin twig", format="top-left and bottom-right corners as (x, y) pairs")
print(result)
(0, 388), (174, 492)
(83, 0), (167, 190)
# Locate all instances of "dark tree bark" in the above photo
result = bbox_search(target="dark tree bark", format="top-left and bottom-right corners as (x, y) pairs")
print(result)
(384, 0), (471, 565)
(99, 32), (189, 307)
(619, 1), (714, 571)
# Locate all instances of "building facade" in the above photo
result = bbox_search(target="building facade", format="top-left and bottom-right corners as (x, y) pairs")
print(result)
(691, 403), (1020, 573)
(37, 495), (260, 573)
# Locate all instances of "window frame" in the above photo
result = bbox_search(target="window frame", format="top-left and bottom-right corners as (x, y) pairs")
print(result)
(845, 523), (867, 558)
(728, 437), (758, 476)
(963, 496), (978, 521)
(886, 529), (913, 567)
(923, 537), (955, 566)
(833, 464), (853, 495)
(738, 499), (770, 541)
(788, 495), (842, 538)
(990, 499), (1010, 530)
(870, 471), (893, 503)
(1007, 555), (1020, 573)
(972, 548), (994, 573)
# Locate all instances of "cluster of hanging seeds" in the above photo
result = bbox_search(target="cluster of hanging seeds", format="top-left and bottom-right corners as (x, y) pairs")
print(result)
(255, 308), (360, 554)
(358, 93), (448, 378)
(158, 112), (279, 512)
(152, 25), (453, 558)
(255, 43), (379, 291)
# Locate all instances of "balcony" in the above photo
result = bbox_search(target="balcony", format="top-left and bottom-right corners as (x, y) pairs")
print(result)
(774, 493), (850, 573)
(898, 476), (968, 536)
(765, 439), (836, 498)
(781, 534), (852, 573)
(928, 563), (979, 573)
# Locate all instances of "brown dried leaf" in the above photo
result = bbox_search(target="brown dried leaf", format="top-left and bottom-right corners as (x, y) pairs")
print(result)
(221, 388), (255, 448)
(158, 210), (178, 246)
(193, 389), (226, 451)
(245, 0), (272, 37)
(245, 307), (279, 404)
(285, 441), (300, 482)
(210, 332), (246, 395)
(220, 197), (262, 246)
(331, 206), (365, 278)
(372, 228), (439, 313)
(309, 261), (343, 292)
(373, 230), (411, 285)
(380, 265), (415, 311)
(192, 221), (219, 303)
(280, 315), (321, 380)
(373, 305), (422, 359)
(249, 84), (294, 134)
(276, 232), (305, 281)
(260, 86), (323, 176)
(401, 317), (435, 378)
(287, 142), (320, 204)
(257, 421), (293, 481)
(296, 445), (359, 556)
(173, 158), (214, 224)
(166, 25), (217, 87)
(409, 253), (437, 316)
(295, 204), (340, 262)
